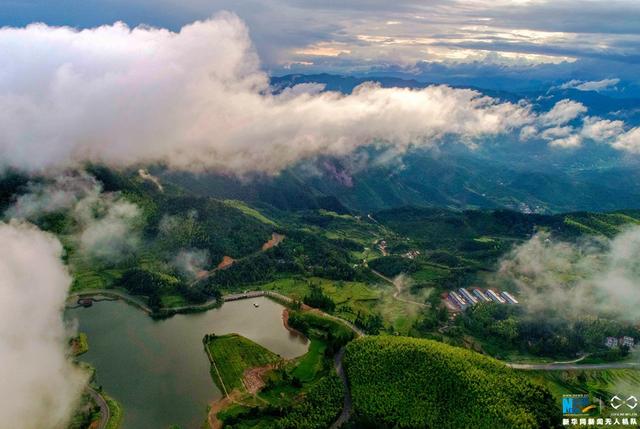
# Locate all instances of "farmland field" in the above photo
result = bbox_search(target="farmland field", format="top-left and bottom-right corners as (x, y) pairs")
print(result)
(205, 333), (281, 392)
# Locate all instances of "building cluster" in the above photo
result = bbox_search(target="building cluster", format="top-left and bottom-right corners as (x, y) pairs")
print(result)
(605, 336), (635, 349)
(446, 287), (518, 310)
(401, 250), (421, 259)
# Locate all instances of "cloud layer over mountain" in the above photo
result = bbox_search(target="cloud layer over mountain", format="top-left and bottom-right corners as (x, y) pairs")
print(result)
(0, 14), (638, 176)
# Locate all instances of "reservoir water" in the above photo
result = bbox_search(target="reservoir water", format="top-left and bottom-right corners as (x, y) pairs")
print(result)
(66, 296), (308, 429)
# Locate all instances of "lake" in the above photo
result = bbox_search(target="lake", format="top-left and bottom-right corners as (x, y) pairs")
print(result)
(66, 296), (309, 429)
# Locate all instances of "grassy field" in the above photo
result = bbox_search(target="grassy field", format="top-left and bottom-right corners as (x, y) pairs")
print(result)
(259, 276), (424, 334)
(411, 264), (450, 283)
(223, 200), (278, 226)
(214, 315), (346, 429)
(205, 334), (281, 392)
(159, 294), (190, 307)
(291, 338), (327, 383)
(376, 286), (423, 334)
(260, 277), (379, 304)
(70, 267), (126, 291)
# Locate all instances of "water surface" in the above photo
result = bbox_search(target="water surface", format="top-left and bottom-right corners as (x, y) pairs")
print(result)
(66, 296), (308, 429)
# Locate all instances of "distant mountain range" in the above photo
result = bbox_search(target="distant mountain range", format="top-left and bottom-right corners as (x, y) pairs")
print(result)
(156, 74), (640, 214)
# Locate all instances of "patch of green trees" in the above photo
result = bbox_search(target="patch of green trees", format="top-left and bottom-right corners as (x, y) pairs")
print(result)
(287, 311), (355, 356)
(303, 284), (335, 312)
(461, 302), (639, 360)
(344, 336), (559, 429)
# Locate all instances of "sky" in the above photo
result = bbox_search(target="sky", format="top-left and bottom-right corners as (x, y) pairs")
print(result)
(2, 0), (640, 87)
(1, 4), (640, 174)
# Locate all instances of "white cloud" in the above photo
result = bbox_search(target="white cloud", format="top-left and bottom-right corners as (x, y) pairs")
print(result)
(0, 16), (540, 176)
(540, 99), (587, 126)
(5, 173), (99, 220)
(0, 221), (88, 428)
(1, 16), (638, 173)
(518, 125), (538, 141)
(492, 227), (640, 321)
(548, 134), (582, 148)
(5, 173), (142, 262)
(559, 78), (620, 92)
(580, 116), (625, 141)
(611, 127), (640, 153)
(76, 198), (141, 261)
(540, 125), (573, 140)
(172, 249), (210, 280)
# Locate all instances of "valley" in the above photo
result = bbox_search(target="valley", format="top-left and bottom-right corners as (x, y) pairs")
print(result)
(31, 166), (637, 428)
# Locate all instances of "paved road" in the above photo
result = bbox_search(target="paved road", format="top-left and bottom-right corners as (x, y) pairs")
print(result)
(87, 387), (109, 429)
(370, 269), (426, 307)
(330, 347), (352, 429)
(507, 361), (640, 371)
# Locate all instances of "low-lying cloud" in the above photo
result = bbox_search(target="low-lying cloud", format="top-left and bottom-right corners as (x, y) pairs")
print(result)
(559, 78), (620, 92)
(0, 221), (87, 428)
(172, 249), (210, 280)
(490, 227), (640, 322)
(76, 197), (141, 261)
(4, 14), (634, 177)
(0, 15), (638, 175)
(5, 173), (142, 262)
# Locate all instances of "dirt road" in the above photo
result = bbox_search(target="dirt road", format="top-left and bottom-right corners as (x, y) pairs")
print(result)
(370, 269), (426, 307)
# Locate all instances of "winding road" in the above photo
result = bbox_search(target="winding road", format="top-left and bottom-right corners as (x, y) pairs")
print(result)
(507, 361), (640, 371)
(87, 387), (109, 429)
(330, 347), (352, 429)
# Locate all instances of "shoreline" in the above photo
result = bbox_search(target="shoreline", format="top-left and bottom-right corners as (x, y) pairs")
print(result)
(281, 308), (308, 342)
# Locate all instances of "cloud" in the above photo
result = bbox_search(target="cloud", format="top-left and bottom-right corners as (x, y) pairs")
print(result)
(5, 173), (99, 219)
(491, 227), (640, 321)
(559, 78), (620, 92)
(0, 16), (638, 174)
(3, 0), (640, 73)
(540, 125), (573, 140)
(0, 16), (543, 176)
(5, 173), (142, 262)
(580, 116), (625, 141)
(138, 168), (164, 192)
(548, 134), (582, 148)
(172, 249), (210, 280)
(610, 127), (640, 153)
(76, 198), (141, 261)
(539, 99), (587, 126)
(0, 221), (88, 428)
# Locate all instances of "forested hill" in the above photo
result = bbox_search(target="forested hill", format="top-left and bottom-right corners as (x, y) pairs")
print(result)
(3, 165), (640, 313)
(344, 336), (559, 429)
(374, 206), (640, 243)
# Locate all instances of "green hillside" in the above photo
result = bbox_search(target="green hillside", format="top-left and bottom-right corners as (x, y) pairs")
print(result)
(344, 336), (559, 429)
